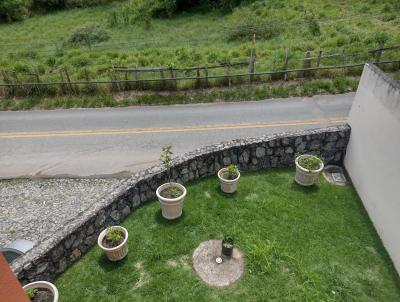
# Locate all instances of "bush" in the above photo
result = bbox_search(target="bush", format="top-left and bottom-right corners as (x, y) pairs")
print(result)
(305, 12), (320, 36)
(1, 0), (115, 22)
(114, 0), (246, 28)
(66, 24), (110, 47)
(31, 0), (107, 11)
(226, 11), (283, 41)
(373, 31), (390, 46)
(0, 0), (27, 23)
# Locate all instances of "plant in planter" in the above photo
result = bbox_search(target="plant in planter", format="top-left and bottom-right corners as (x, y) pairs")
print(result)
(221, 235), (234, 257)
(156, 145), (187, 220)
(218, 164), (241, 193)
(295, 154), (324, 186)
(23, 281), (59, 302)
(97, 226), (129, 261)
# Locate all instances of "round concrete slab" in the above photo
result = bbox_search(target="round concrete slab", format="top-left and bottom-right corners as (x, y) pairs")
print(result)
(192, 240), (244, 288)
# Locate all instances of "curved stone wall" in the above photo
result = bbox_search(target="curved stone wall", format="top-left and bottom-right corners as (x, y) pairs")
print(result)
(12, 124), (350, 283)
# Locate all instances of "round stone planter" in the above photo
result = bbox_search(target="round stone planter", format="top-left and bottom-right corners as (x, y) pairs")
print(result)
(295, 155), (324, 186)
(218, 168), (240, 193)
(23, 281), (59, 302)
(156, 182), (187, 220)
(97, 226), (128, 261)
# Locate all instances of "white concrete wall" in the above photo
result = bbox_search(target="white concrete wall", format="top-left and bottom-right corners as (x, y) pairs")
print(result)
(345, 64), (400, 273)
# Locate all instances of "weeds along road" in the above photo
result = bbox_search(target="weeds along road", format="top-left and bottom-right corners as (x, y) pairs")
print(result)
(0, 93), (354, 178)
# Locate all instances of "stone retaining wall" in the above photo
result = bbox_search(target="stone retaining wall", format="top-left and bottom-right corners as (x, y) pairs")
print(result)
(12, 125), (351, 284)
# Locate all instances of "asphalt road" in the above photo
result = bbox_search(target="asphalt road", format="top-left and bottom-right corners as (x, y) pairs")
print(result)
(0, 93), (354, 178)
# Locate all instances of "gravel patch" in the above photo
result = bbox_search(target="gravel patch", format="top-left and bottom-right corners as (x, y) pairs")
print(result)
(0, 178), (121, 248)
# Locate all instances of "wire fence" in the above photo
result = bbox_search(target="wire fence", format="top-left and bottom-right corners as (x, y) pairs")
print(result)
(0, 44), (399, 97)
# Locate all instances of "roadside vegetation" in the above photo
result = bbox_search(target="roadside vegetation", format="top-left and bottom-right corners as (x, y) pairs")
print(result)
(0, 76), (358, 110)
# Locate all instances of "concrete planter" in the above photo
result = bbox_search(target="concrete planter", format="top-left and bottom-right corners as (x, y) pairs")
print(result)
(295, 155), (324, 186)
(23, 281), (59, 302)
(156, 182), (187, 220)
(97, 226), (128, 261)
(218, 168), (240, 193)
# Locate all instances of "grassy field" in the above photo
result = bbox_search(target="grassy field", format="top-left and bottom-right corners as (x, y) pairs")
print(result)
(55, 169), (400, 301)
(0, 0), (399, 89)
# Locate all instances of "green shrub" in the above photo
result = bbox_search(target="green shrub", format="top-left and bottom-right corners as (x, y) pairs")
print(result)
(0, 0), (27, 23)
(114, 0), (246, 28)
(305, 12), (320, 36)
(31, 0), (108, 11)
(107, 10), (119, 27)
(46, 57), (57, 67)
(70, 54), (90, 67)
(226, 11), (283, 41)
(373, 31), (390, 46)
(247, 240), (283, 275)
(66, 24), (110, 47)
(213, 0), (243, 12)
(333, 76), (350, 93)
(11, 61), (31, 73)
(336, 35), (349, 47)
(121, 0), (154, 28)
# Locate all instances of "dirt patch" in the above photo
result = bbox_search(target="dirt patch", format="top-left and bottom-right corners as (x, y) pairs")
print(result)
(166, 259), (179, 267)
(204, 191), (212, 199)
(179, 255), (191, 270)
(133, 261), (150, 290)
(166, 255), (190, 270)
(245, 193), (259, 201)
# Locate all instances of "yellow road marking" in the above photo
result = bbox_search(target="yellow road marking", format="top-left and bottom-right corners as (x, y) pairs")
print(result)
(0, 118), (346, 139)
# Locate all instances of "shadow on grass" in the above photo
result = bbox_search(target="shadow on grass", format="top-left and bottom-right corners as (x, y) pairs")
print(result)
(98, 253), (129, 273)
(154, 209), (185, 226)
(290, 181), (320, 194)
(214, 184), (238, 199)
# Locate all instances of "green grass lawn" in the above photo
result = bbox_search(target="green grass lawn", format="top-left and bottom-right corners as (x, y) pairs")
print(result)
(55, 169), (400, 301)
(0, 0), (399, 85)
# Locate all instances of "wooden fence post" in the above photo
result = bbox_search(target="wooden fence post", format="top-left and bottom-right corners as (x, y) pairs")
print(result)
(124, 70), (129, 91)
(64, 68), (73, 93)
(109, 70), (118, 92)
(227, 63), (232, 87)
(134, 69), (140, 90)
(59, 69), (66, 94)
(376, 43), (385, 62)
(283, 50), (289, 81)
(33, 70), (41, 94)
(169, 67), (176, 90)
(341, 50), (346, 76)
(316, 50), (322, 67)
(1, 70), (13, 96)
(248, 55), (255, 83)
(204, 66), (209, 88)
(160, 68), (165, 88)
(196, 68), (200, 88)
(303, 50), (311, 77)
